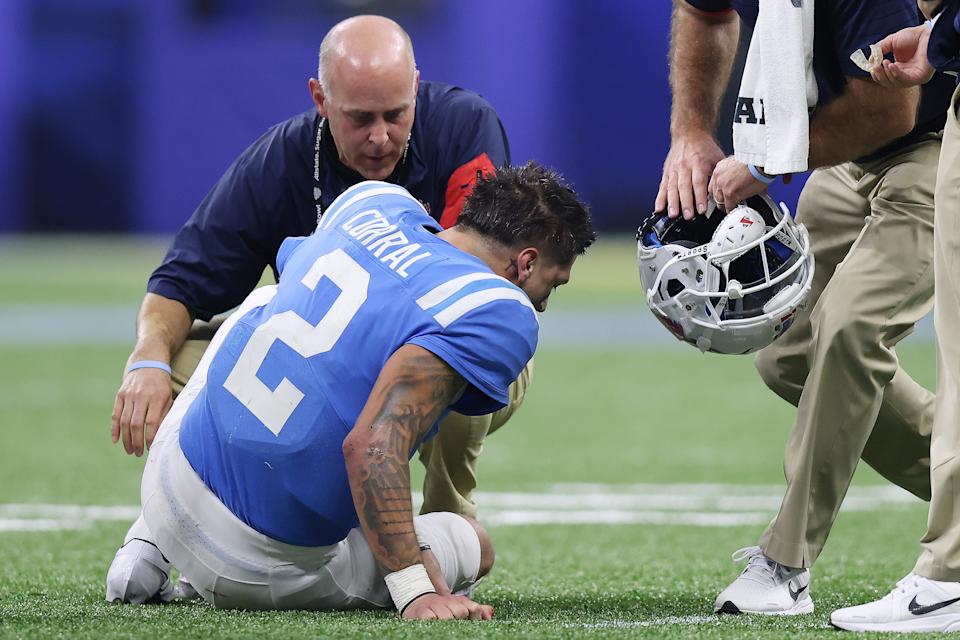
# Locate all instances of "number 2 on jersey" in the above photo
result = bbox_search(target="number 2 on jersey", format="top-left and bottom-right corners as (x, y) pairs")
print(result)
(223, 248), (370, 435)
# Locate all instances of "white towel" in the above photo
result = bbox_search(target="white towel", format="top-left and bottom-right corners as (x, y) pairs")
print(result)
(733, 0), (818, 175)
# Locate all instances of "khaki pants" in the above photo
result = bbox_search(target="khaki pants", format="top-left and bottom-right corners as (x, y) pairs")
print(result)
(755, 134), (940, 568)
(171, 320), (533, 519)
(916, 87), (960, 582)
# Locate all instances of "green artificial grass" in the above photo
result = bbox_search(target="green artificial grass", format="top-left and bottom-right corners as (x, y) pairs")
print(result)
(0, 236), (941, 638)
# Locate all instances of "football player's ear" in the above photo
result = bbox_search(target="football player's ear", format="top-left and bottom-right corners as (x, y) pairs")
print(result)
(514, 248), (539, 285)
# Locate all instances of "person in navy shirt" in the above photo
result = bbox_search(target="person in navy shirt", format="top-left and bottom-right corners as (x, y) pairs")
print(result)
(111, 14), (520, 533)
(110, 166), (594, 620)
(830, 2), (960, 631)
(660, 0), (953, 616)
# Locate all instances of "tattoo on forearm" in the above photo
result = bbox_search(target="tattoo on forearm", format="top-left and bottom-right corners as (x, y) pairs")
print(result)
(349, 351), (466, 571)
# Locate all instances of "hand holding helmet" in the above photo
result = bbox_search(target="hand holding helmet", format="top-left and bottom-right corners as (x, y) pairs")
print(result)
(637, 194), (814, 354)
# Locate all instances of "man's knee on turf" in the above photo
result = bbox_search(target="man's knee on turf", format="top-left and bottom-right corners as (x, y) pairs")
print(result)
(414, 512), (492, 591)
(459, 515), (495, 578)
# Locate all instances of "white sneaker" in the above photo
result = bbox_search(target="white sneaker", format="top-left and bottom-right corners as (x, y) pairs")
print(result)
(105, 538), (174, 604)
(715, 546), (813, 615)
(831, 573), (960, 632)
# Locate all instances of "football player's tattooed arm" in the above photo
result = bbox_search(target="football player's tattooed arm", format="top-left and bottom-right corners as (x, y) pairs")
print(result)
(111, 293), (193, 456)
(657, 1), (740, 219)
(808, 77), (919, 168)
(343, 344), (491, 621)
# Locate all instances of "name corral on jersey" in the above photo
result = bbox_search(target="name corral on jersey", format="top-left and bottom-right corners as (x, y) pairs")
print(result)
(341, 209), (432, 278)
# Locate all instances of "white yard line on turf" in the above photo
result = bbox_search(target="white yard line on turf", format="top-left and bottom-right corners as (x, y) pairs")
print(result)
(484, 510), (769, 526)
(0, 518), (91, 532)
(470, 488), (916, 512)
(0, 483), (921, 533)
(0, 504), (141, 519)
(546, 482), (918, 497)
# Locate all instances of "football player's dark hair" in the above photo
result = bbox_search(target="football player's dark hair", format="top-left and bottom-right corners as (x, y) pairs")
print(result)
(456, 161), (596, 264)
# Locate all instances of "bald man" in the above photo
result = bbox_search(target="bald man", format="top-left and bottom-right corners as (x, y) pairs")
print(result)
(106, 15), (521, 605)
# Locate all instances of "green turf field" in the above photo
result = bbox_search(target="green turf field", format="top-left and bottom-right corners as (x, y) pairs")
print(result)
(0, 236), (940, 638)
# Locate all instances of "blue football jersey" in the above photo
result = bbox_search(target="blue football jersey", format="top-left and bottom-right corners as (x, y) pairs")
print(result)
(178, 181), (539, 547)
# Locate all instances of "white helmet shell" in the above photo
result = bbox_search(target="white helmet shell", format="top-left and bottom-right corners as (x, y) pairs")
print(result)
(637, 194), (814, 355)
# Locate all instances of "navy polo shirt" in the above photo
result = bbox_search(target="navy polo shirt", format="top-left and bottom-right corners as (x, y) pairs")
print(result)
(147, 81), (510, 321)
(686, 0), (953, 159)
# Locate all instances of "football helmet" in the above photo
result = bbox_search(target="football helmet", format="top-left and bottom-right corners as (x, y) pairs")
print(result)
(637, 194), (814, 354)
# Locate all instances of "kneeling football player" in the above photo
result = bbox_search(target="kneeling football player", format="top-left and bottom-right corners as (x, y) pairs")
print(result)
(105, 165), (594, 619)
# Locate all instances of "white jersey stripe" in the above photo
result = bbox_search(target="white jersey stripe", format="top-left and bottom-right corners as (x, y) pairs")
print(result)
(415, 273), (507, 310)
(319, 182), (426, 231)
(432, 287), (538, 328)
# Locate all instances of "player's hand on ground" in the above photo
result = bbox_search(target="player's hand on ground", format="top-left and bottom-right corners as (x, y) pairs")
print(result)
(656, 135), (725, 219)
(871, 26), (934, 89)
(402, 593), (494, 621)
(709, 156), (767, 210)
(111, 368), (173, 457)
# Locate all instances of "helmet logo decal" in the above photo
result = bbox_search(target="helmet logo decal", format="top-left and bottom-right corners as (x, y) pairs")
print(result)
(654, 313), (686, 340)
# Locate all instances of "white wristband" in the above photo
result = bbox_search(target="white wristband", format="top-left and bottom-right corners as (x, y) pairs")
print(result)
(383, 563), (436, 614)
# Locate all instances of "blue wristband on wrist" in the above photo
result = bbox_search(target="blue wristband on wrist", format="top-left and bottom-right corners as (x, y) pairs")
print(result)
(748, 164), (777, 184)
(126, 360), (172, 375)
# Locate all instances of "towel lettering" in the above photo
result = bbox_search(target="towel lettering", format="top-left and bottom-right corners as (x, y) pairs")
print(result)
(734, 97), (766, 125)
